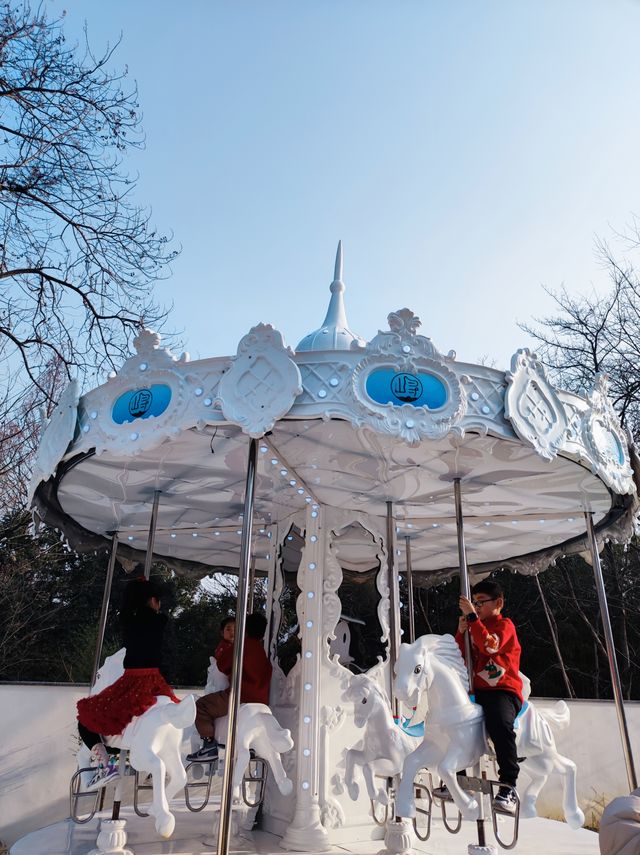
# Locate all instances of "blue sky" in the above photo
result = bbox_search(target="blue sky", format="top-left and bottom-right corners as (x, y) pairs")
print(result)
(52, 0), (640, 368)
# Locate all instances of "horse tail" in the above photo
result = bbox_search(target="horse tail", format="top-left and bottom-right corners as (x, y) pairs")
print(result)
(160, 694), (197, 730)
(538, 699), (570, 730)
(262, 713), (294, 752)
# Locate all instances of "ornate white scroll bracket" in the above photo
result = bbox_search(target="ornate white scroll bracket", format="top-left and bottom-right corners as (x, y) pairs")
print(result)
(505, 349), (568, 460)
(217, 323), (302, 438)
(28, 379), (80, 503)
(366, 308), (450, 362)
(118, 328), (183, 377)
(581, 373), (634, 494)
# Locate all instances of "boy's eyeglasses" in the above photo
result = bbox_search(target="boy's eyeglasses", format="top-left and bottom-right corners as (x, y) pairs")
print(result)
(471, 597), (498, 607)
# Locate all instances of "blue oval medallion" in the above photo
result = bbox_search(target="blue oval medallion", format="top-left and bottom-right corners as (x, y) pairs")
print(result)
(112, 384), (172, 424)
(366, 369), (448, 410)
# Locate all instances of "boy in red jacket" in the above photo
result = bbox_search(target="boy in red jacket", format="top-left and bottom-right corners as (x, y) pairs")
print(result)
(456, 580), (523, 814)
(188, 612), (272, 762)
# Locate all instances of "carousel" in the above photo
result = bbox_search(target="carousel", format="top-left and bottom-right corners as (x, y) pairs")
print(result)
(13, 244), (639, 855)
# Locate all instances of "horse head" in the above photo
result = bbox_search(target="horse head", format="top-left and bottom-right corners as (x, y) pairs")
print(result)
(91, 647), (126, 696)
(394, 633), (468, 708)
(394, 637), (434, 708)
(344, 674), (387, 728)
(205, 656), (230, 694)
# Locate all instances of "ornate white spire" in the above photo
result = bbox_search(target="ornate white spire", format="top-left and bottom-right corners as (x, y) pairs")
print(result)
(296, 242), (365, 352)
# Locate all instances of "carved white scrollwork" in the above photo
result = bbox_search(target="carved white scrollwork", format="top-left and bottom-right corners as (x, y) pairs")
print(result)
(505, 349), (568, 460)
(323, 536), (343, 640)
(320, 797), (345, 829)
(217, 323), (302, 438)
(581, 374), (634, 494)
(320, 704), (346, 732)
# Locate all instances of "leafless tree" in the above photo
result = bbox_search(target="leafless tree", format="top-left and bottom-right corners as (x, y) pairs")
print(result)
(0, 3), (177, 406)
(521, 229), (640, 439)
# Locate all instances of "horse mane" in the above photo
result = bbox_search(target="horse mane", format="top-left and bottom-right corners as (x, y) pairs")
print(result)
(426, 634), (469, 693)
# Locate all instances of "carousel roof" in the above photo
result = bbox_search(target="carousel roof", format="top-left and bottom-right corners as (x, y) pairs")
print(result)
(29, 248), (639, 583)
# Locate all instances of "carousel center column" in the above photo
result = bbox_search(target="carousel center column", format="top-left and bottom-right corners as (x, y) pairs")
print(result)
(280, 502), (331, 852)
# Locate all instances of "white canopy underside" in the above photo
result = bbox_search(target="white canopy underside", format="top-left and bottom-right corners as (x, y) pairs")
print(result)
(56, 418), (612, 577)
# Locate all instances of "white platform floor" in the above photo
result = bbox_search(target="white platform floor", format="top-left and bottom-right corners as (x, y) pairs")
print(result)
(9, 803), (599, 855)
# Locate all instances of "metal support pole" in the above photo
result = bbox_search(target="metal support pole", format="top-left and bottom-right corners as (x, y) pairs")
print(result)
(585, 512), (637, 791)
(386, 501), (401, 718)
(247, 558), (256, 613)
(143, 489), (161, 580)
(91, 533), (119, 688)
(215, 438), (258, 855)
(454, 479), (475, 692)
(453, 478), (488, 848)
(404, 535), (416, 644)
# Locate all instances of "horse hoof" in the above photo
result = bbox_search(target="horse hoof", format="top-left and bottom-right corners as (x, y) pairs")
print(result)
(155, 814), (175, 838)
(348, 782), (359, 801)
(461, 799), (479, 820)
(567, 809), (585, 829)
(280, 778), (293, 796)
(520, 804), (538, 819)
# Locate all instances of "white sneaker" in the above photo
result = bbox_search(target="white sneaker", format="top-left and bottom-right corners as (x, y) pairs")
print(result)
(493, 786), (518, 814)
(86, 763), (120, 791)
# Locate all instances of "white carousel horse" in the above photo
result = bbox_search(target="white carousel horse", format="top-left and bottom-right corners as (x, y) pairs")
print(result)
(197, 656), (294, 796)
(393, 634), (585, 828)
(342, 674), (418, 805)
(76, 648), (196, 838)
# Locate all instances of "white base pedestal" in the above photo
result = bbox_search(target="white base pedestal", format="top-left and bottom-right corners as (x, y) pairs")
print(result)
(87, 819), (133, 855)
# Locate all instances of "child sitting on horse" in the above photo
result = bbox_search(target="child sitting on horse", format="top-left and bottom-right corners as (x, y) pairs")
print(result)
(455, 579), (523, 814)
(77, 575), (178, 789)
(188, 611), (272, 762)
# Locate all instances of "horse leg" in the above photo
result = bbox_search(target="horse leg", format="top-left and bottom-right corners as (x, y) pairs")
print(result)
(132, 749), (175, 839)
(551, 752), (585, 829)
(396, 746), (432, 818)
(439, 766), (479, 820)
(233, 744), (251, 795)
(163, 736), (188, 802)
(262, 745), (293, 796)
(518, 754), (551, 819)
(362, 762), (386, 804)
(345, 748), (366, 801)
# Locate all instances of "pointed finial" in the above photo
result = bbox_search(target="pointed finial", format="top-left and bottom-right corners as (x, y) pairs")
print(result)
(295, 241), (365, 352)
(333, 240), (343, 284)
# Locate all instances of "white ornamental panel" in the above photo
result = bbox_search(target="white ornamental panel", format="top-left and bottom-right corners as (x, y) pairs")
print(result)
(217, 324), (302, 438)
(351, 309), (467, 444)
(581, 374), (634, 495)
(504, 349), (568, 460)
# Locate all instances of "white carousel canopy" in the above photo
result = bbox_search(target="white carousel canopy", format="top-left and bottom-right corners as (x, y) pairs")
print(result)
(29, 248), (638, 581)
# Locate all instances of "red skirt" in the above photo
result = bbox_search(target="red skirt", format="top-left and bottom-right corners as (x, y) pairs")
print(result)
(77, 667), (179, 737)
